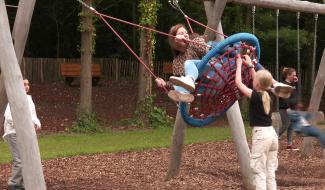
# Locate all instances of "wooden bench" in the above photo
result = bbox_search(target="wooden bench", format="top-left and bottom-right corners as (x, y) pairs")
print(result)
(60, 63), (102, 86)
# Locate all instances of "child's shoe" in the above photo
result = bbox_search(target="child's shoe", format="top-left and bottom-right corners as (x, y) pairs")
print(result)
(273, 82), (293, 98)
(286, 144), (299, 151)
(169, 76), (195, 92)
(168, 90), (194, 103)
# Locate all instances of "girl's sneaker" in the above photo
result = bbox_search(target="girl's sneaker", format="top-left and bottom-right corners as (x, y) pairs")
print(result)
(169, 76), (195, 92)
(286, 144), (299, 151)
(273, 82), (293, 98)
(168, 90), (194, 103)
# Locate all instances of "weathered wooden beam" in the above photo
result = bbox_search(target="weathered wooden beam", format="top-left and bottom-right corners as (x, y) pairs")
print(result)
(203, 0), (226, 41)
(309, 49), (325, 112)
(226, 101), (255, 190)
(228, 0), (325, 15)
(204, 1), (254, 189)
(0, 0), (46, 189)
(302, 50), (325, 156)
(12, 0), (36, 65)
(0, 0), (37, 126)
(165, 109), (187, 181)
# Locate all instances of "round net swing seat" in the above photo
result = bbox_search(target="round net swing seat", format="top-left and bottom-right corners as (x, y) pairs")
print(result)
(180, 33), (263, 127)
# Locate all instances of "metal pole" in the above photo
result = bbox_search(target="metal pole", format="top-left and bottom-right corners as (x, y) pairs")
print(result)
(252, 5), (256, 34)
(5, 4), (18, 8)
(276, 9), (280, 111)
(297, 12), (301, 100)
(276, 9), (279, 81)
(311, 14), (318, 91)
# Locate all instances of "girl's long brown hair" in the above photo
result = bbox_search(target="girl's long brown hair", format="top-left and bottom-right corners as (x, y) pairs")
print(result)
(282, 67), (296, 80)
(168, 24), (187, 57)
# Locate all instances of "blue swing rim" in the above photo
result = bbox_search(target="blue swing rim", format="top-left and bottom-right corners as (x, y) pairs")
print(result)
(179, 33), (261, 127)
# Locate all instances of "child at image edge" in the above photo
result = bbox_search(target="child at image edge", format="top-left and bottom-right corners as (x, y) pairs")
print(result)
(3, 79), (41, 190)
(235, 55), (278, 190)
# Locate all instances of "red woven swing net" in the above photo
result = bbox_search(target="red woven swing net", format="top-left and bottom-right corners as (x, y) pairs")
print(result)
(189, 43), (258, 120)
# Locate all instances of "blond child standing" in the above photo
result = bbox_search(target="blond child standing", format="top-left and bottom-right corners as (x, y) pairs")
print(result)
(235, 55), (278, 190)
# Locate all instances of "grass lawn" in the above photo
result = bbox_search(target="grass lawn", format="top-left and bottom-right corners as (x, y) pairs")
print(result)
(0, 127), (251, 164)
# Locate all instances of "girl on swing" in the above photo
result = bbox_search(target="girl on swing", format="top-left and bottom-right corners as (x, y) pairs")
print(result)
(155, 24), (210, 103)
(287, 105), (325, 158)
(155, 24), (291, 104)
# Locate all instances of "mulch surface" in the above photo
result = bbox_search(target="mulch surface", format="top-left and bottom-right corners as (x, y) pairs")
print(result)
(0, 80), (325, 189)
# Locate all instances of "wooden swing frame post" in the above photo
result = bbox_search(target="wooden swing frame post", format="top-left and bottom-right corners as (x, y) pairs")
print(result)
(167, 1), (255, 190)
(167, 0), (325, 185)
(228, 0), (325, 156)
(0, 0), (46, 189)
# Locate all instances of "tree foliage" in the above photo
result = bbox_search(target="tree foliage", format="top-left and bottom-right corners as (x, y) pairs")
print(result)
(7, 0), (324, 71)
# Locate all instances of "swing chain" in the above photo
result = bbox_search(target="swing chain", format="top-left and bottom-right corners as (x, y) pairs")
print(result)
(168, 0), (186, 16)
(76, 0), (95, 11)
(252, 6), (256, 34)
(297, 12), (300, 20)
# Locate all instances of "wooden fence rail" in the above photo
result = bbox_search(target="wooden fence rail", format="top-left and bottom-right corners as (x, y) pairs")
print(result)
(21, 58), (172, 83)
(21, 57), (311, 93)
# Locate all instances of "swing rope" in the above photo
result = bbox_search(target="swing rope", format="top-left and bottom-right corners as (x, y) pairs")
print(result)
(168, 0), (228, 38)
(75, 0), (228, 87)
(311, 14), (318, 90)
(77, 0), (173, 95)
(168, 0), (194, 34)
(185, 16), (229, 38)
(252, 6), (256, 35)
(77, 0), (261, 127)
(276, 9), (279, 82)
(97, 14), (159, 81)
(275, 9), (280, 111)
(297, 12), (301, 99)
(97, 12), (211, 48)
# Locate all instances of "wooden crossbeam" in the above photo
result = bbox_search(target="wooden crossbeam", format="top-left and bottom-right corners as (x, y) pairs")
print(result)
(228, 0), (325, 14)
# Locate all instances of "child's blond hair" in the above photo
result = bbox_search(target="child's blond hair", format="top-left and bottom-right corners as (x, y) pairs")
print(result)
(255, 70), (273, 114)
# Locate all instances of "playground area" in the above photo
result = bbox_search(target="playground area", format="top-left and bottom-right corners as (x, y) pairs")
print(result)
(0, 140), (324, 189)
(2, 0), (325, 189)
(0, 81), (324, 189)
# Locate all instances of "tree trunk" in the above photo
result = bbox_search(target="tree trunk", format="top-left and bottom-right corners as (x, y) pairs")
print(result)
(0, 1), (46, 189)
(0, 0), (36, 125)
(137, 29), (152, 102)
(204, 1), (254, 189)
(80, 0), (93, 113)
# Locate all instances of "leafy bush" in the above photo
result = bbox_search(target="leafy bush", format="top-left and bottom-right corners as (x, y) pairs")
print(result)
(70, 112), (102, 133)
(119, 96), (174, 128)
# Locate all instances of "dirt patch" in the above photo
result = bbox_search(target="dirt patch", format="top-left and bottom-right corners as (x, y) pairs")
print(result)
(0, 138), (324, 189)
(27, 80), (183, 133)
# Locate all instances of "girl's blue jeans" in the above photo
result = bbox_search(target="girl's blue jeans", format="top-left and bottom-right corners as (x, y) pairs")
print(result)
(174, 59), (200, 94)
